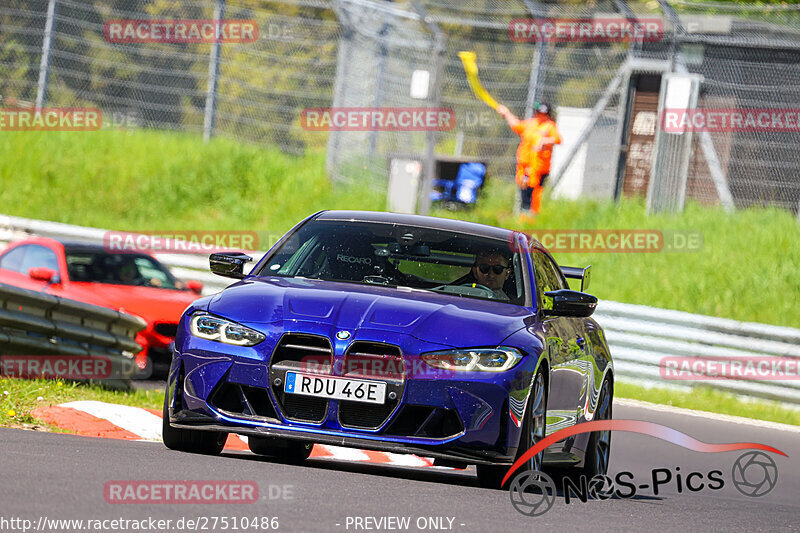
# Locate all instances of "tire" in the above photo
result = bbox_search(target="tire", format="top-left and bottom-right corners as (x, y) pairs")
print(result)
(477, 369), (548, 489)
(248, 436), (313, 464)
(162, 391), (227, 455)
(580, 377), (613, 478)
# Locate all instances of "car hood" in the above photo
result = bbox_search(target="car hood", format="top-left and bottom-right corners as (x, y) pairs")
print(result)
(206, 277), (531, 348)
(66, 282), (199, 323)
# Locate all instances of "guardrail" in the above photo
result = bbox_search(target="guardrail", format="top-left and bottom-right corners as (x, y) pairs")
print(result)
(0, 283), (146, 388)
(594, 301), (800, 405)
(3, 214), (800, 404)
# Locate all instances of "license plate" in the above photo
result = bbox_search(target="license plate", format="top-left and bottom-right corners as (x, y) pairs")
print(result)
(284, 372), (386, 405)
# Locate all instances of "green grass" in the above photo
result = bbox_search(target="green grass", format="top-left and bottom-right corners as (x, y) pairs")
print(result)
(7, 128), (794, 325)
(0, 129), (384, 234)
(433, 179), (800, 328)
(616, 382), (800, 426)
(2, 128), (800, 427)
(0, 377), (163, 428)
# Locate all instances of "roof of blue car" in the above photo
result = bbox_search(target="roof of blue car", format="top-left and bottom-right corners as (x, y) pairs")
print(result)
(315, 211), (514, 241)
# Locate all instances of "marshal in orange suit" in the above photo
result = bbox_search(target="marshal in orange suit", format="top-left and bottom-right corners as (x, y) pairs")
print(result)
(497, 102), (561, 219)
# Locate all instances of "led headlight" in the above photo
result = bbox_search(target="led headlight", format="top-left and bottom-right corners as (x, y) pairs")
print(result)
(190, 314), (265, 346)
(421, 346), (523, 372)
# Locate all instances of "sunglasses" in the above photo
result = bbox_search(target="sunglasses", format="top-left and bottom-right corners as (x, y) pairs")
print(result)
(477, 263), (510, 275)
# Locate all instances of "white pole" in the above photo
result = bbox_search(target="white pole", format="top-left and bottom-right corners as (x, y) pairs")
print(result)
(35, 0), (58, 109)
(203, 0), (225, 143)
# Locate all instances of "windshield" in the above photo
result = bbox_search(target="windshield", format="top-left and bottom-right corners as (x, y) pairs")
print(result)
(255, 220), (525, 304)
(65, 251), (180, 289)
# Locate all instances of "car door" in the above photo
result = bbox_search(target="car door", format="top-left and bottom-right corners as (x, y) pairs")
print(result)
(530, 246), (588, 437)
(0, 244), (62, 292)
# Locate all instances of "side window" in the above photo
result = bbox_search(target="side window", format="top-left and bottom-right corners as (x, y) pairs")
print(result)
(531, 248), (565, 306)
(21, 245), (60, 273)
(542, 254), (567, 290)
(134, 257), (169, 287)
(0, 245), (29, 273)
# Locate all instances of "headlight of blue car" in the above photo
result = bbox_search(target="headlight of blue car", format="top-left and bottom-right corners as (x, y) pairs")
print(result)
(190, 313), (265, 346)
(421, 346), (523, 372)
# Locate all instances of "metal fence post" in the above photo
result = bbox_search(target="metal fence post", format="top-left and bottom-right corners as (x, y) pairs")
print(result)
(326, 0), (353, 178)
(417, 33), (445, 215)
(523, 43), (546, 119)
(411, 0), (445, 215)
(647, 73), (703, 214)
(657, 0), (736, 212)
(35, 0), (58, 109)
(203, 0), (225, 143)
(522, 0), (546, 119)
(369, 20), (390, 158)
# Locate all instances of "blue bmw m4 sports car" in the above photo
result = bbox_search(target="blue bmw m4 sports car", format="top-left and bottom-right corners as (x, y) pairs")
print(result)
(163, 211), (613, 488)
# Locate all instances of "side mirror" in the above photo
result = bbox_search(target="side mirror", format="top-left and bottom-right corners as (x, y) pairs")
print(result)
(542, 289), (597, 317)
(185, 280), (204, 294)
(210, 252), (253, 279)
(29, 267), (58, 284)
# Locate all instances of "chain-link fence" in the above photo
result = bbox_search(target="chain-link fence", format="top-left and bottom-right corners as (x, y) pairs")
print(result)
(2, 0), (799, 213)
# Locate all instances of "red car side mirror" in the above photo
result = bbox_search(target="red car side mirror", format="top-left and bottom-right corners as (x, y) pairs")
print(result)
(29, 267), (58, 283)
(185, 280), (204, 295)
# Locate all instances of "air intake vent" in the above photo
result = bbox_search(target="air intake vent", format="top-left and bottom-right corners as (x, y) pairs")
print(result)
(271, 333), (333, 369)
(384, 405), (463, 439)
(338, 342), (404, 429)
(208, 383), (279, 421)
(270, 333), (332, 423)
(342, 341), (404, 379)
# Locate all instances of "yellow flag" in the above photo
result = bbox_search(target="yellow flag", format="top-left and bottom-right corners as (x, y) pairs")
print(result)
(458, 51), (499, 110)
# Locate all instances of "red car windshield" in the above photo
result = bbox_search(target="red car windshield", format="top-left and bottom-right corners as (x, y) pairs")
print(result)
(66, 251), (180, 289)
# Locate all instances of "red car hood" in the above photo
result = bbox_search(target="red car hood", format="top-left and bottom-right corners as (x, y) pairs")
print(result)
(66, 283), (198, 323)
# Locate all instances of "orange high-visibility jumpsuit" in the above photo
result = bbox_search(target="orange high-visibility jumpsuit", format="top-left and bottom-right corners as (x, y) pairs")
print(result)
(512, 116), (561, 215)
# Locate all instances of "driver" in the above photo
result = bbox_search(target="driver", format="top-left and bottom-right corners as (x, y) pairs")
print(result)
(471, 251), (512, 300)
(118, 261), (142, 285)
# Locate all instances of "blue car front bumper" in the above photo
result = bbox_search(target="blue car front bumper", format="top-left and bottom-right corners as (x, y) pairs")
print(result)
(167, 323), (537, 465)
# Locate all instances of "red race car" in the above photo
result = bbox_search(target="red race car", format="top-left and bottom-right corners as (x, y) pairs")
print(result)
(0, 237), (204, 378)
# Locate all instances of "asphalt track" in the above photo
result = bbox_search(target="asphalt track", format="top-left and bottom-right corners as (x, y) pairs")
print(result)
(1, 402), (798, 533)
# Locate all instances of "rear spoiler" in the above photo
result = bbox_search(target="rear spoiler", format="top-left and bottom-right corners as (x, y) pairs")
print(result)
(560, 265), (591, 292)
